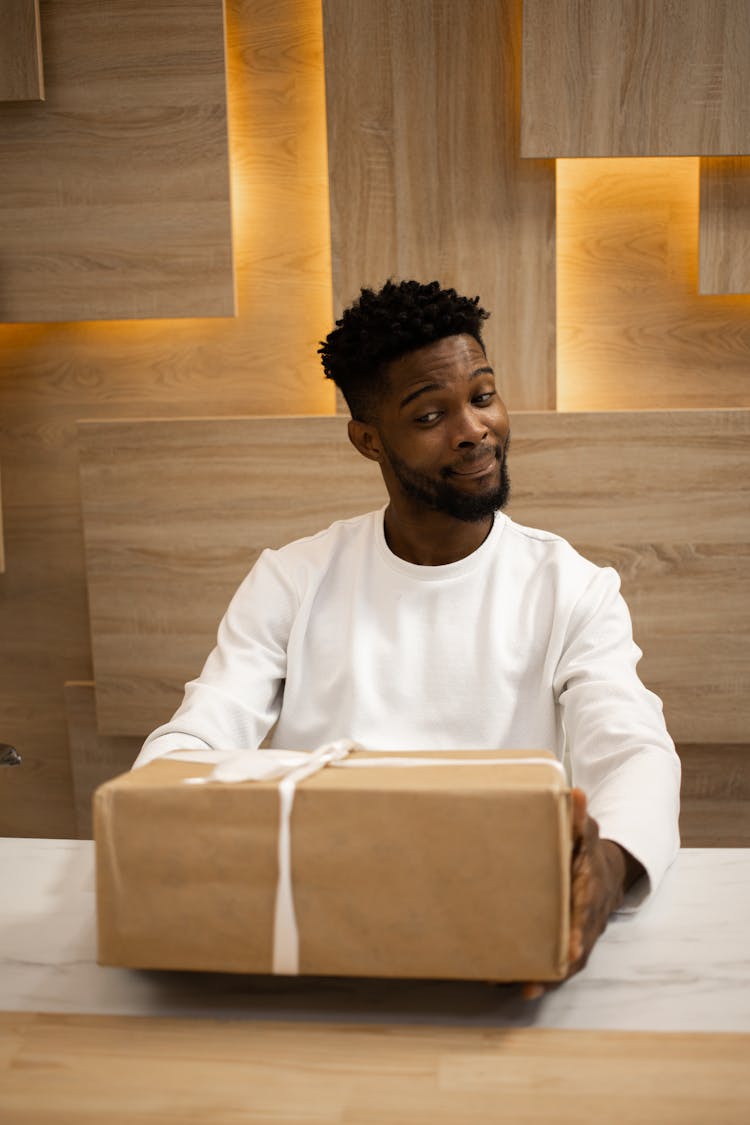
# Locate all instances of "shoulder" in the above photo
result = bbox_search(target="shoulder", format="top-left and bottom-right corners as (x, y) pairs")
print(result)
(227, 510), (381, 615)
(501, 515), (596, 569)
(271, 509), (380, 564)
(253, 509), (381, 588)
(498, 515), (620, 600)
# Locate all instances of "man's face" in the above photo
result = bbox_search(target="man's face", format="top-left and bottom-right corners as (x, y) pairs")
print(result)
(368, 334), (511, 523)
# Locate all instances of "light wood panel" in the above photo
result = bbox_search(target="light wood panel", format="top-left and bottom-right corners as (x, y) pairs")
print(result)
(64, 679), (750, 848)
(678, 744), (750, 846)
(522, 0), (750, 157)
(77, 415), (387, 736)
(323, 0), (556, 411)
(63, 682), (140, 838)
(679, 745), (750, 802)
(0, 0), (43, 102)
(679, 800), (749, 848)
(0, 0), (334, 838)
(0, 0), (233, 321)
(0, 460), (4, 573)
(700, 158), (750, 294)
(0, 499), (91, 838)
(2, 1013), (750, 1123)
(556, 158), (750, 411)
(77, 411), (749, 744)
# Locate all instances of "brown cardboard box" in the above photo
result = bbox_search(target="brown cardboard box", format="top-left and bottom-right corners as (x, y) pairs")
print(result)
(95, 749), (571, 981)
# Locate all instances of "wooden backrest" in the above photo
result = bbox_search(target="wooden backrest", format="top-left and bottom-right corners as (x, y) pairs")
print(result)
(77, 410), (750, 743)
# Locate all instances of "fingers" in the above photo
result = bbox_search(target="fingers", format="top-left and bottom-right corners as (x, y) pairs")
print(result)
(569, 790), (592, 970)
(568, 924), (584, 966)
(568, 886), (584, 967)
(571, 786), (587, 843)
(567, 802), (616, 978)
(521, 981), (546, 1001)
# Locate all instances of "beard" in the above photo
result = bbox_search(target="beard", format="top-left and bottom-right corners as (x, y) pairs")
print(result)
(382, 438), (511, 523)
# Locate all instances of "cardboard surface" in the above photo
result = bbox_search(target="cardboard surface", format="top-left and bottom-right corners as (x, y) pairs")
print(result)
(95, 750), (571, 981)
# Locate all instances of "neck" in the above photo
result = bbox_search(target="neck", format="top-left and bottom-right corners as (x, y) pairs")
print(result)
(383, 503), (494, 566)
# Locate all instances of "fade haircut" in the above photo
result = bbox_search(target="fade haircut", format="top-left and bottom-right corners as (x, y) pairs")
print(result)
(319, 279), (490, 421)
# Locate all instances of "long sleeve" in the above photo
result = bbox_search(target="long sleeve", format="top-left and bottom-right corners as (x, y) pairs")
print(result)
(554, 567), (681, 909)
(134, 549), (298, 767)
(134, 511), (682, 916)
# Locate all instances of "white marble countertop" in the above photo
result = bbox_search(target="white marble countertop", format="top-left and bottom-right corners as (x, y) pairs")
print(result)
(2, 838), (748, 1032)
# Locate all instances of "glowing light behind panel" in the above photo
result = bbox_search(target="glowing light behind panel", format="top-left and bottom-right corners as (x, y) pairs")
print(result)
(556, 158), (750, 412)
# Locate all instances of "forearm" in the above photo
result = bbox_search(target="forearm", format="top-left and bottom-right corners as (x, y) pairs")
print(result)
(134, 674), (281, 768)
(558, 569), (681, 904)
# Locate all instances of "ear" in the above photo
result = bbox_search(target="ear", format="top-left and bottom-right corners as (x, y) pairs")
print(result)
(348, 418), (384, 463)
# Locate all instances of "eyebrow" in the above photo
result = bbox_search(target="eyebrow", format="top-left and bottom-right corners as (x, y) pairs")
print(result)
(398, 365), (495, 410)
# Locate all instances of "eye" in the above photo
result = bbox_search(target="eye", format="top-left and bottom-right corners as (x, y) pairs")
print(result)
(473, 390), (496, 406)
(414, 410), (442, 425)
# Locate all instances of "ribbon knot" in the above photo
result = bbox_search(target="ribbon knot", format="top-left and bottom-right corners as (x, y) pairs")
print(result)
(178, 740), (360, 973)
(169, 743), (565, 974)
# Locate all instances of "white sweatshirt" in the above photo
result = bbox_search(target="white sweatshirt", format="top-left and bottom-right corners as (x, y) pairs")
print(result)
(136, 509), (681, 902)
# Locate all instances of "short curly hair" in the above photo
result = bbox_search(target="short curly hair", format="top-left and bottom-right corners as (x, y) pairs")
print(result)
(319, 279), (490, 421)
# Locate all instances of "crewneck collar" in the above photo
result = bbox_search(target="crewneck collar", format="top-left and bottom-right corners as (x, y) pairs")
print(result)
(374, 507), (507, 581)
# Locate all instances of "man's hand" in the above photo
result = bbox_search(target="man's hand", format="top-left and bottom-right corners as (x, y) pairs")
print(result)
(522, 787), (645, 999)
(567, 787), (641, 974)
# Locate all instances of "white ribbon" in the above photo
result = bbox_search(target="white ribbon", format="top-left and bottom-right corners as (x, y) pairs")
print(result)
(168, 744), (565, 974)
(173, 740), (359, 973)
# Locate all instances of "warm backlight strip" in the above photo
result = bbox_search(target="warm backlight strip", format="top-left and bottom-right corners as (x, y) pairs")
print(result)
(556, 158), (750, 412)
(0, 0), (335, 415)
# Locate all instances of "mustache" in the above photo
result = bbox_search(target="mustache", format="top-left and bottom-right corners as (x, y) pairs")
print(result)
(442, 432), (510, 477)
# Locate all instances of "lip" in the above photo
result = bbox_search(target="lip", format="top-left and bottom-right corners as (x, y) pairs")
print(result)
(449, 451), (499, 477)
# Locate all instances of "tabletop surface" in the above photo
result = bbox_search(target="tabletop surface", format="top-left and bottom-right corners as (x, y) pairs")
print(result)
(3, 1011), (749, 1124)
(2, 838), (749, 1032)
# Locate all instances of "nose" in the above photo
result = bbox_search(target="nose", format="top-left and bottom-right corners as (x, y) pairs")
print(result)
(453, 405), (489, 449)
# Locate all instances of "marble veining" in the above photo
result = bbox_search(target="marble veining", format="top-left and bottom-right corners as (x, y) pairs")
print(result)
(1, 839), (749, 1031)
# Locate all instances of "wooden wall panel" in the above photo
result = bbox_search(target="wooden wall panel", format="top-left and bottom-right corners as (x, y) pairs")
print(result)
(0, 0), (746, 851)
(0, 461), (4, 573)
(0, 0), (44, 102)
(556, 158), (750, 411)
(0, 0), (233, 321)
(700, 158), (750, 294)
(0, 0), (334, 838)
(679, 744), (750, 846)
(522, 0), (750, 157)
(78, 411), (749, 744)
(323, 0), (556, 412)
(0, 497), (92, 838)
(63, 682), (140, 838)
(77, 416), (387, 736)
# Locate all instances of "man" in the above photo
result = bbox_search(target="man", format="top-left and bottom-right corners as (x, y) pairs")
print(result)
(136, 279), (681, 982)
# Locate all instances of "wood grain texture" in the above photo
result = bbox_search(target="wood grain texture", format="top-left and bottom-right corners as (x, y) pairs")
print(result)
(77, 415), (387, 736)
(0, 460), (4, 573)
(522, 0), (750, 157)
(0, 500), (91, 838)
(678, 744), (750, 846)
(323, 0), (556, 411)
(63, 682), (140, 838)
(679, 800), (750, 847)
(0, 0), (233, 320)
(0, 0), (334, 838)
(77, 410), (750, 743)
(0, 0), (43, 101)
(679, 745), (750, 801)
(2, 1013), (750, 1123)
(700, 158), (750, 294)
(1, 0), (747, 858)
(556, 158), (750, 411)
